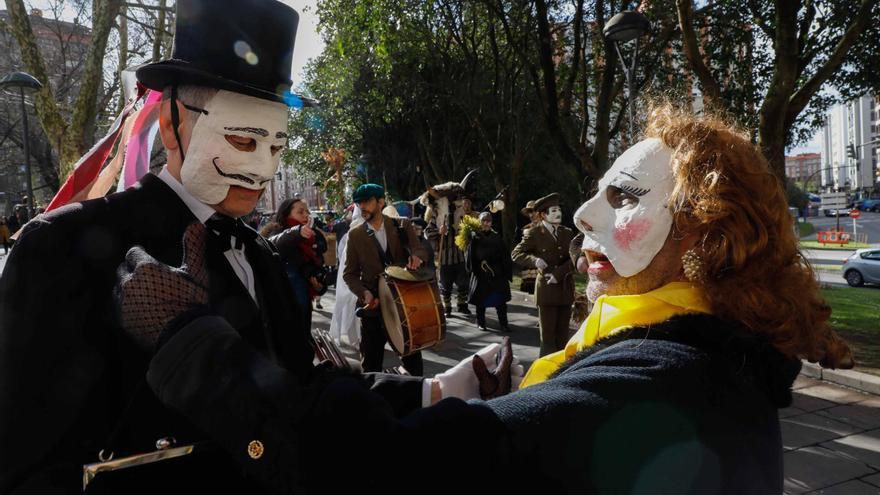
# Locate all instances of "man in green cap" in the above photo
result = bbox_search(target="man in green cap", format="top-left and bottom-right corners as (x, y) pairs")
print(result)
(343, 184), (428, 374)
(512, 193), (575, 356)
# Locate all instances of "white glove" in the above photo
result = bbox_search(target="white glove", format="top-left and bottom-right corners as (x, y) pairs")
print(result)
(535, 258), (548, 270)
(434, 343), (524, 400)
(547, 274), (558, 284)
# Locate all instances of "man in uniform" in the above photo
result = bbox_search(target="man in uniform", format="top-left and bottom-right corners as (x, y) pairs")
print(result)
(512, 193), (575, 356)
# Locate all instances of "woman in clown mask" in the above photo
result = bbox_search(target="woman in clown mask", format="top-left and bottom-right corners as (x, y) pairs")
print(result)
(136, 103), (853, 494)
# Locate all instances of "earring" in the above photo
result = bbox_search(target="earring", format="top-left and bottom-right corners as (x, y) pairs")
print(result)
(681, 249), (705, 283)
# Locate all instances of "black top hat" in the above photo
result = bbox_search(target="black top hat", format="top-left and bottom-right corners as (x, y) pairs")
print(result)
(136, 0), (315, 107)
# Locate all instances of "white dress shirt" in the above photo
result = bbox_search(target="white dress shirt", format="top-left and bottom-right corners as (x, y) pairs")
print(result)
(157, 168), (258, 304)
(366, 218), (388, 252)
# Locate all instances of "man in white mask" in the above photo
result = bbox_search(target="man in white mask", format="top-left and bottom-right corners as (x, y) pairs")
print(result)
(0, 1), (391, 492)
(512, 193), (576, 355)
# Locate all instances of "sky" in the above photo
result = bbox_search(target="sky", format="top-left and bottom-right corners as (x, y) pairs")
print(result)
(790, 131), (823, 156)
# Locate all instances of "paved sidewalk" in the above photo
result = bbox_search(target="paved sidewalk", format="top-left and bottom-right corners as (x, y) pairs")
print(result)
(312, 287), (880, 494)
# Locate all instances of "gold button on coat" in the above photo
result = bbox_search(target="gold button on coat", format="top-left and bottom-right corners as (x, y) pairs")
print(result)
(247, 440), (264, 459)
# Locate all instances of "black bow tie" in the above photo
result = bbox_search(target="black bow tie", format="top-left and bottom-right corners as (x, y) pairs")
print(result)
(205, 214), (257, 250)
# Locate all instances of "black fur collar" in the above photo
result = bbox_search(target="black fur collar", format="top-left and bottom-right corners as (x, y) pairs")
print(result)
(553, 314), (802, 407)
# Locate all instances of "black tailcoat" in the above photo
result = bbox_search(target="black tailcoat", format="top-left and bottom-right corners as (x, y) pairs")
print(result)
(0, 174), (315, 494)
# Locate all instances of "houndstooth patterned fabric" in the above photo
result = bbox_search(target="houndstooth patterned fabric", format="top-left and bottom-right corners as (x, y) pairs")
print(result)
(117, 222), (210, 351)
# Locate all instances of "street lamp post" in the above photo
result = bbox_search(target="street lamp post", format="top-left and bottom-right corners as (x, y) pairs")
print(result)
(603, 11), (650, 144)
(0, 72), (43, 218)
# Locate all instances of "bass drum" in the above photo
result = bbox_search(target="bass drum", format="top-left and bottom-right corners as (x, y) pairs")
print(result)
(378, 269), (446, 356)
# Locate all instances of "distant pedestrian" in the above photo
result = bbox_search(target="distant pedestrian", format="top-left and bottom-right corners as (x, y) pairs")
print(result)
(6, 214), (20, 236)
(0, 219), (10, 254)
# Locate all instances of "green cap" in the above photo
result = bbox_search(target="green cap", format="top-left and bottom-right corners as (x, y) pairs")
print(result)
(353, 183), (385, 203)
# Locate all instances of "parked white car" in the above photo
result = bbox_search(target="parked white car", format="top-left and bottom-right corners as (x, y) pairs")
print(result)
(842, 248), (880, 287)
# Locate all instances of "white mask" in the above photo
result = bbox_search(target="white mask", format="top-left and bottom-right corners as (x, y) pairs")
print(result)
(180, 90), (289, 205)
(573, 138), (675, 278)
(545, 205), (563, 225)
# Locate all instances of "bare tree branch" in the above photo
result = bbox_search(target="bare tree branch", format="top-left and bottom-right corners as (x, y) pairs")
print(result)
(788, 0), (880, 119)
(675, 0), (722, 108)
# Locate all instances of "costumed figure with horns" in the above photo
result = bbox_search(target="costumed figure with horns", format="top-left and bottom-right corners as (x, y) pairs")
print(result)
(120, 103), (854, 494)
(420, 170), (477, 316)
(512, 193), (576, 356)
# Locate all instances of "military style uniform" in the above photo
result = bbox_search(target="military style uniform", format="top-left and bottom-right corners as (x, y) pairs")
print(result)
(512, 195), (575, 356)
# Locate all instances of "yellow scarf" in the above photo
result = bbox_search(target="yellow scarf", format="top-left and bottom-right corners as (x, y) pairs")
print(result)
(520, 282), (712, 388)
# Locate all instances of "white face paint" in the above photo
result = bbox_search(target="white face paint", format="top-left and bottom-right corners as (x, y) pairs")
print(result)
(573, 138), (675, 278)
(180, 90), (289, 205)
(545, 205), (563, 225)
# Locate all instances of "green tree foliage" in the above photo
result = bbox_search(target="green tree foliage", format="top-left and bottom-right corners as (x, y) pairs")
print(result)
(296, 0), (880, 218)
(675, 0), (880, 179)
(288, 0), (688, 243)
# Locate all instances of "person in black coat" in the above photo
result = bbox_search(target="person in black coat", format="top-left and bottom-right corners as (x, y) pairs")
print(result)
(0, 2), (424, 494)
(261, 197), (328, 329)
(121, 103), (856, 494)
(466, 212), (512, 331)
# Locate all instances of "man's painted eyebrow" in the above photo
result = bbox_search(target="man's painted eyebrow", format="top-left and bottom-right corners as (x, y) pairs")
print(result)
(224, 127), (269, 137)
(619, 171), (639, 181)
(276, 131), (288, 139)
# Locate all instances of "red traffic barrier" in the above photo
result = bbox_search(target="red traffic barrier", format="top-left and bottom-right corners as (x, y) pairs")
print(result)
(816, 231), (851, 245)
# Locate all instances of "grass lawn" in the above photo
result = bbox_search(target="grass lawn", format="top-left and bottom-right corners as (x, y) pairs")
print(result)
(800, 240), (870, 250)
(813, 264), (842, 271)
(514, 273), (880, 375)
(821, 286), (880, 376)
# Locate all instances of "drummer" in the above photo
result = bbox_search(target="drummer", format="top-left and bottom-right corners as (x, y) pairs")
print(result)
(343, 184), (428, 375)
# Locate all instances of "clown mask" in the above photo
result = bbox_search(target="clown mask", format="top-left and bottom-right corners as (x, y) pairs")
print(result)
(545, 206), (563, 225)
(573, 138), (675, 278)
(180, 90), (289, 205)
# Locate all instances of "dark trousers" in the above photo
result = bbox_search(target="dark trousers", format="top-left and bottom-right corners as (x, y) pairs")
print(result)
(538, 304), (573, 356)
(359, 315), (424, 376)
(476, 303), (509, 330)
(439, 262), (468, 308)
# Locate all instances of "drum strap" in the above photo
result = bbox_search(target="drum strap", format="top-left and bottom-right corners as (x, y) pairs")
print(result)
(367, 228), (393, 267)
(391, 218), (410, 252)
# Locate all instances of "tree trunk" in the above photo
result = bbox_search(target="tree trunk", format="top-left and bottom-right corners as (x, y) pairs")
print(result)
(152, 0), (168, 62)
(118, 7), (128, 113)
(61, 0), (124, 178)
(4, 0), (68, 160)
(6, 0), (124, 182)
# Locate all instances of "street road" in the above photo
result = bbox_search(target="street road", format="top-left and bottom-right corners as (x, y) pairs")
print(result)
(805, 210), (880, 244)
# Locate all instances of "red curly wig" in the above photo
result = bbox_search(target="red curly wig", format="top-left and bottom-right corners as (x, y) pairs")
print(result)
(644, 103), (853, 369)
